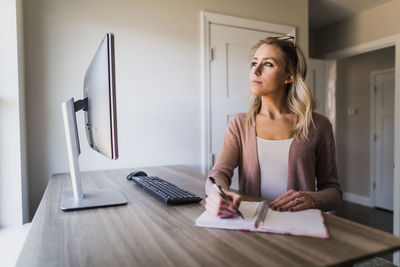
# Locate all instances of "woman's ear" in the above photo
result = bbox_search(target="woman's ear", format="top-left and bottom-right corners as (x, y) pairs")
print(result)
(284, 74), (294, 84)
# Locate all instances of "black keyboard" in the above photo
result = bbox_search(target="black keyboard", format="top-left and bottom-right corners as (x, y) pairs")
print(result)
(130, 176), (202, 205)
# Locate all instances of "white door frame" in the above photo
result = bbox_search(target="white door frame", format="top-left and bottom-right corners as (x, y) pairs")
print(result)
(370, 68), (395, 209)
(200, 11), (295, 174)
(324, 34), (400, 264)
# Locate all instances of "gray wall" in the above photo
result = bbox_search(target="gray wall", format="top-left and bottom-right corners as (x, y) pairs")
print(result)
(23, 0), (308, 218)
(336, 47), (394, 197)
(311, 0), (400, 57)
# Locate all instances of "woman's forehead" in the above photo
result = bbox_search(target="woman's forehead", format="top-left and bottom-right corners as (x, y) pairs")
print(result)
(253, 44), (285, 62)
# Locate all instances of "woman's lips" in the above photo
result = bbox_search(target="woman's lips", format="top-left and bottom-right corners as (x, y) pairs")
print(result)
(251, 80), (262, 84)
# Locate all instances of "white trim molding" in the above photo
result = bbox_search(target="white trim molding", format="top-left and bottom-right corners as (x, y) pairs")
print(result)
(394, 40), (400, 265)
(200, 11), (295, 174)
(201, 12), (296, 36)
(342, 192), (373, 207)
(323, 34), (400, 60)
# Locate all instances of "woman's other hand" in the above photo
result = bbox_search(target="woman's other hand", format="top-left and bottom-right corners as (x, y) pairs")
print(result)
(205, 191), (242, 218)
(269, 189), (316, 212)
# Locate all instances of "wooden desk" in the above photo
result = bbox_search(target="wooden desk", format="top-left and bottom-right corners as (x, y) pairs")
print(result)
(16, 165), (400, 267)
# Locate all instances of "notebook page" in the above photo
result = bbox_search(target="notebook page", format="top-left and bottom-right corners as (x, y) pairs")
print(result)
(238, 201), (260, 219)
(195, 201), (261, 231)
(259, 208), (329, 238)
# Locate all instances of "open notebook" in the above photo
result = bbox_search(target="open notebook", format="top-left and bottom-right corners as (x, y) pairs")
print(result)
(195, 201), (329, 238)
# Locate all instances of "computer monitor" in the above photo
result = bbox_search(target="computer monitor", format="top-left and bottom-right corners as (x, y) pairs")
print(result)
(84, 33), (118, 160)
(60, 33), (127, 211)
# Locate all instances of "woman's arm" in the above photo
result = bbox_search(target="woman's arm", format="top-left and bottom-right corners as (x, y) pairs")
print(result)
(205, 115), (242, 217)
(205, 115), (241, 196)
(270, 117), (342, 212)
(306, 118), (342, 211)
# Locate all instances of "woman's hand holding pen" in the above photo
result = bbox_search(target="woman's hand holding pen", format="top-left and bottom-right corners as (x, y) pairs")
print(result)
(269, 189), (316, 212)
(205, 191), (242, 218)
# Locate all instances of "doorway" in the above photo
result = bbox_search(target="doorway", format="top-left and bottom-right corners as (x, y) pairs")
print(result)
(334, 47), (395, 209)
(317, 39), (400, 264)
(371, 68), (395, 211)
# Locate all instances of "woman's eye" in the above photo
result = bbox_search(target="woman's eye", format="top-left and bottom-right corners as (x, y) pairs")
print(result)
(250, 62), (257, 67)
(263, 62), (273, 67)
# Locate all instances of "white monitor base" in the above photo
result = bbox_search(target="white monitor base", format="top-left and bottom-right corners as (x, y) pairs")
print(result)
(61, 98), (127, 211)
(60, 188), (127, 211)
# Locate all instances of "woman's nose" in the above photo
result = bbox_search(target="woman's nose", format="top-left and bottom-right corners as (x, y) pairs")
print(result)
(254, 64), (262, 76)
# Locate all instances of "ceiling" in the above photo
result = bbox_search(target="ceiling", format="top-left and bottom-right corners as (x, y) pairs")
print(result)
(309, 0), (395, 30)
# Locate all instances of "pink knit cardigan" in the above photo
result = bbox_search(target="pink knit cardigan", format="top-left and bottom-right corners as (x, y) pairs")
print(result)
(207, 113), (342, 211)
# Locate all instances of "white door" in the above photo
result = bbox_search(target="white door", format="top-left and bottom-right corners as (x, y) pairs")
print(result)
(306, 59), (328, 116)
(209, 24), (278, 189)
(373, 70), (394, 211)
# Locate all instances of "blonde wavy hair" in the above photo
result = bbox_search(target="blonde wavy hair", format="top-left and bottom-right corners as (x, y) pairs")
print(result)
(247, 36), (317, 139)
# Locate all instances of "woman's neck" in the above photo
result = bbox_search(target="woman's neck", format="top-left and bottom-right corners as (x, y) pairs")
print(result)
(259, 94), (290, 119)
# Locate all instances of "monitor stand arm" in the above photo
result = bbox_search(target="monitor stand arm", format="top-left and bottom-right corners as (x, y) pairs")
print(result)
(62, 98), (84, 200)
(60, 98), (127, 211)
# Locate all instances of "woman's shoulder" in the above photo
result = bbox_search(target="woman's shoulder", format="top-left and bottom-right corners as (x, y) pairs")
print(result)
(312, 112), (333, 129)
(227, 113), (250, 134)
(311, 113), (334, 140)
(229, 113), (248, 125)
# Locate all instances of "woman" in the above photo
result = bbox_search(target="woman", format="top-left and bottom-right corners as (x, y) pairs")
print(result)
(205, 36), (342, 218)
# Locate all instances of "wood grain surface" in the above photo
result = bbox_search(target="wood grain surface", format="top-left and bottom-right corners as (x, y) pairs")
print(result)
(16, 165), (400, 267)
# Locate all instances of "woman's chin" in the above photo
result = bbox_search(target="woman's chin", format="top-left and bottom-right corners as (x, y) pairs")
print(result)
(249, 88), (262, 96)
(250, 88), (282, 97)
(250, 89), (267, 96)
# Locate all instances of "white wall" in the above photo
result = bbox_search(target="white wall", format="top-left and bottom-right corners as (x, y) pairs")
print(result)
(23, 0), (308, 218)
(0, 0), (28, 227)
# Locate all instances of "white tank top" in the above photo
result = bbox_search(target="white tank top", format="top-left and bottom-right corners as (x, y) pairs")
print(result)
(256, 137), (293, 200)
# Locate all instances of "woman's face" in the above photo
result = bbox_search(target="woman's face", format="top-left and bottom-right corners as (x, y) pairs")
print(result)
(249, 44), (292, 97)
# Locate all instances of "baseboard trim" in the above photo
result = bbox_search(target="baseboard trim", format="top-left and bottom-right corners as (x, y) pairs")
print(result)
(343, 192), (373, 207)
